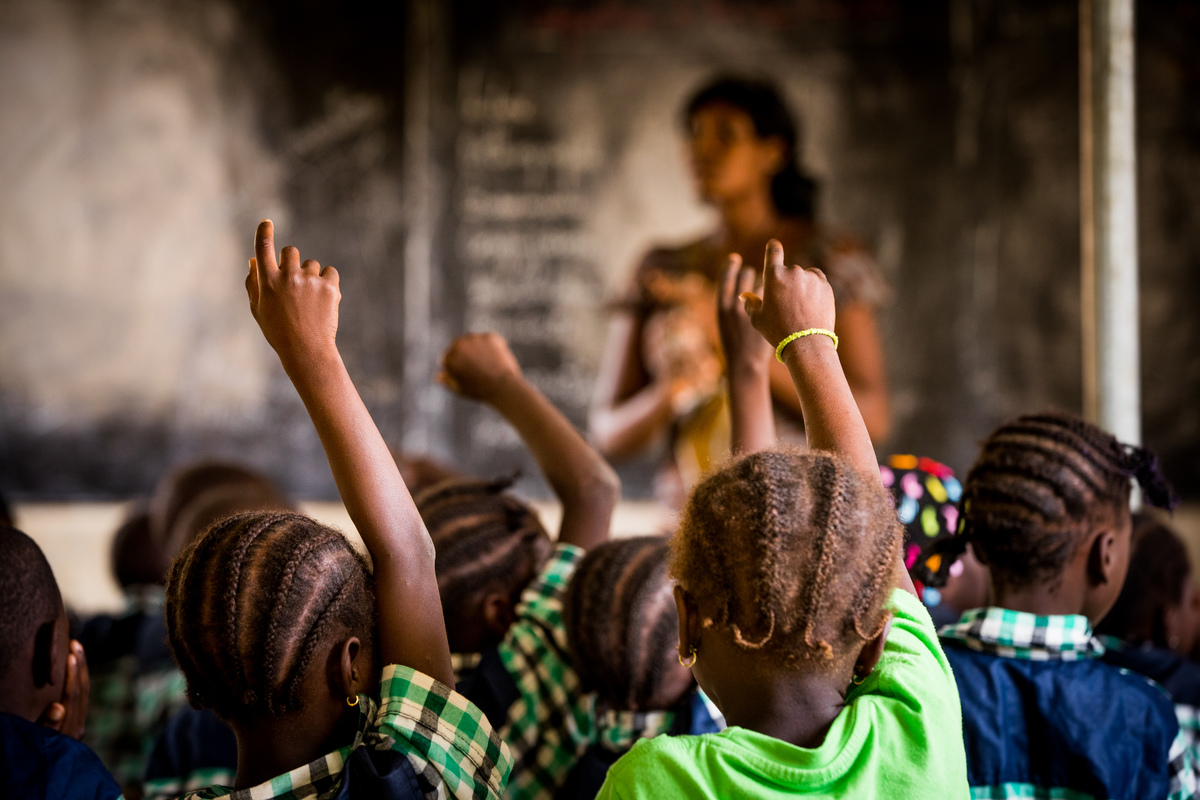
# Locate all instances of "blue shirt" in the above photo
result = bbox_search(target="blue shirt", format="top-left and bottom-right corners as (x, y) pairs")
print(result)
(941, 607), (1194, 800)
(0, 711), (121, 800)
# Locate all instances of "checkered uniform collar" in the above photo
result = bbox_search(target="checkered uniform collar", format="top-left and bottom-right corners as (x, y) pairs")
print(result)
(595, 708), (675, 753)
(184, 697), (377, 800)
(939, 607), (1106, 661)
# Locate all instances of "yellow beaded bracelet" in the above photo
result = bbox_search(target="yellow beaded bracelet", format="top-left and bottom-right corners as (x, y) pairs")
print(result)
(775, 328), (839, 362)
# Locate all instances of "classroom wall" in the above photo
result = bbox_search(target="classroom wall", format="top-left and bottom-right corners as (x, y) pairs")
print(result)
(1, 0), (1197, 500)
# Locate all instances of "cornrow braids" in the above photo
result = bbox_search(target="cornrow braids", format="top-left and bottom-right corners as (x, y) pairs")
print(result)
(564, 537), (688, 711)
(416, 476), (552, 641)
(950, 411), (1176, 592)
(671, 448), (900, 667)
(1095, 514), (1191, 647)
(164, 511), (375, 724)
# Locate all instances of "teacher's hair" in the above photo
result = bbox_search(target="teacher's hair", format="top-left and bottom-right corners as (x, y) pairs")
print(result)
(684, 75), (818, 220)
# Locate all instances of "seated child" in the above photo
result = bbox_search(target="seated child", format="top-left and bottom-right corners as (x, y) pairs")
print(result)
(1097, 514), (1200, 772)
(423, 331), (621, 800)
(82, 464), (290, 797)
(159, 220), (511, 799)
(559, 536), (723, 800)
(0, 525), (121, 799)
(934, 412), (1192, 799)
(596, 242), (969, 797)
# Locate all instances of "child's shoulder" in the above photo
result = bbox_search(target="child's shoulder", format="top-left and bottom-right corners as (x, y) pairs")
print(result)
(0, 712), (121, 799)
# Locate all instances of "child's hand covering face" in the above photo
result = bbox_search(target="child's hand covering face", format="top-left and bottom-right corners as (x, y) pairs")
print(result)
(38, 640), (89, 740)
(741, 240), (836, 350)
(246, 219), (341, 366)
(439, 332), (524, 401)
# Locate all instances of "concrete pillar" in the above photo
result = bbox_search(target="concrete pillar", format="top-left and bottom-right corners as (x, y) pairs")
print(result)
(1079, 0), (1141, 445)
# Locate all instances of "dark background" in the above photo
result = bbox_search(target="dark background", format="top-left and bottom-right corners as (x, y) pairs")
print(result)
(0, 0), (1196, 500)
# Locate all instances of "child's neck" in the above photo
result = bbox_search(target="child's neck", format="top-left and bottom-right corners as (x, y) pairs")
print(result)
(992, 577), (1089, 619)
(717, 671), (848, 749)
(231, 702), (359, 789)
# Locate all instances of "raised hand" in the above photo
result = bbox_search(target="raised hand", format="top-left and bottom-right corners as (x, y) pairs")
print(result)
(39, 640), (89, 740)
(741, 239), (836, 354)
(246, 219), (341, 368)
(438, 332), (524, 402)
(717, 253), (773, 378)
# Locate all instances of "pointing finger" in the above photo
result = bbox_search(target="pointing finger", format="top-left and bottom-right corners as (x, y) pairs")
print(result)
(254, 220), (279, 276)
(720, 253), (742, 310)
(764, 239), (785, 277)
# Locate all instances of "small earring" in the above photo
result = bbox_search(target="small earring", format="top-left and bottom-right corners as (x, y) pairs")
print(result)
(346, 694), (360, 707)
(678, 646), (698, 668)
(850, 670), (867, 686)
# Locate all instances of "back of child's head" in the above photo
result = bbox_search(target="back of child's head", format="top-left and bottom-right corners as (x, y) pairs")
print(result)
(151, 461), (291, 570)
(110, 506), (162, 588)
(1096, 514), (1192, 647)
(164, 511), (375, 724)
(945, 412), (1176, 592)
(673, 448), (900, 668)
(0, 526), (62, 687)
(564, 536), (692, 712)
(879, 455), (963, 593)
(417, 476), (552, 649)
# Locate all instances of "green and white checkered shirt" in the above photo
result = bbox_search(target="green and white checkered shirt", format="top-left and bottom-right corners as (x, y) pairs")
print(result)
(594, 708), (675, 754)
(938, 607), (1105, 661)
(495, 543), (595, 800)
(941, 609), (1195, 800)
(174, 665), (512, 800)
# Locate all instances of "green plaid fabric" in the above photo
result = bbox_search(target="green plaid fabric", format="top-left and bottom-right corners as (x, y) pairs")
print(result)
(85, 656), (189, 788)
(938, 607), (1105, 661)
(595, 708), (675, 754)
(496, 543), (595, 800)
(174, 665), (511, 800)
(1169, 727), (1198, 800)
(82, 588), (191, 792)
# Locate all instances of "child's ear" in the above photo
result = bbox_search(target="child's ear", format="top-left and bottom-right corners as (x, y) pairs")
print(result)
(31, 616), (64, 689)
(336, 636), (367, 698)
(481, 592), (516, 635)
(673, 585), (702, 655)
(1086, 528), (1119, 587)
(853, 614), (893, 682)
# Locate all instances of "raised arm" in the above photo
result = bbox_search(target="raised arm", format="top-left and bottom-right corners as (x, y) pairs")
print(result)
(743, 240), (915, 596)
(247, 220), (453, 685)
(441, 333), (620, 552)
(716, 254), (776, 455)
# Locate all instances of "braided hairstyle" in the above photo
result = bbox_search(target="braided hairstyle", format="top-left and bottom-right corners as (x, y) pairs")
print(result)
(564, 536), (691, 712)
(672, 448), (900, 667)
(1096, 514), (1191, 647)
(928, 412), (1177, 592)
(416, 476), (552, 645)
(164, 511), (375, 724)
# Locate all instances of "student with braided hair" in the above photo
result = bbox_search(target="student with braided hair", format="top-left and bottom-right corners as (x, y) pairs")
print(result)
(559, 536), (723, 800)
(162, 221), (511, 800)
(429, 331), (621, 800)
(932, 413), (1193, 799)
(596, 241), (969, 798)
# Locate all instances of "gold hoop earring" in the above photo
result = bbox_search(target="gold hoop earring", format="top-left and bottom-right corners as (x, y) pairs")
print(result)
(346, 694), (360, 707)
(850, 670), (866, 686)
(678, 646), (698, 668)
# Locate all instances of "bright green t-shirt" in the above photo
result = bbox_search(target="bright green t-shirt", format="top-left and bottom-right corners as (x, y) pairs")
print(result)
(595, 588), (969, 799)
